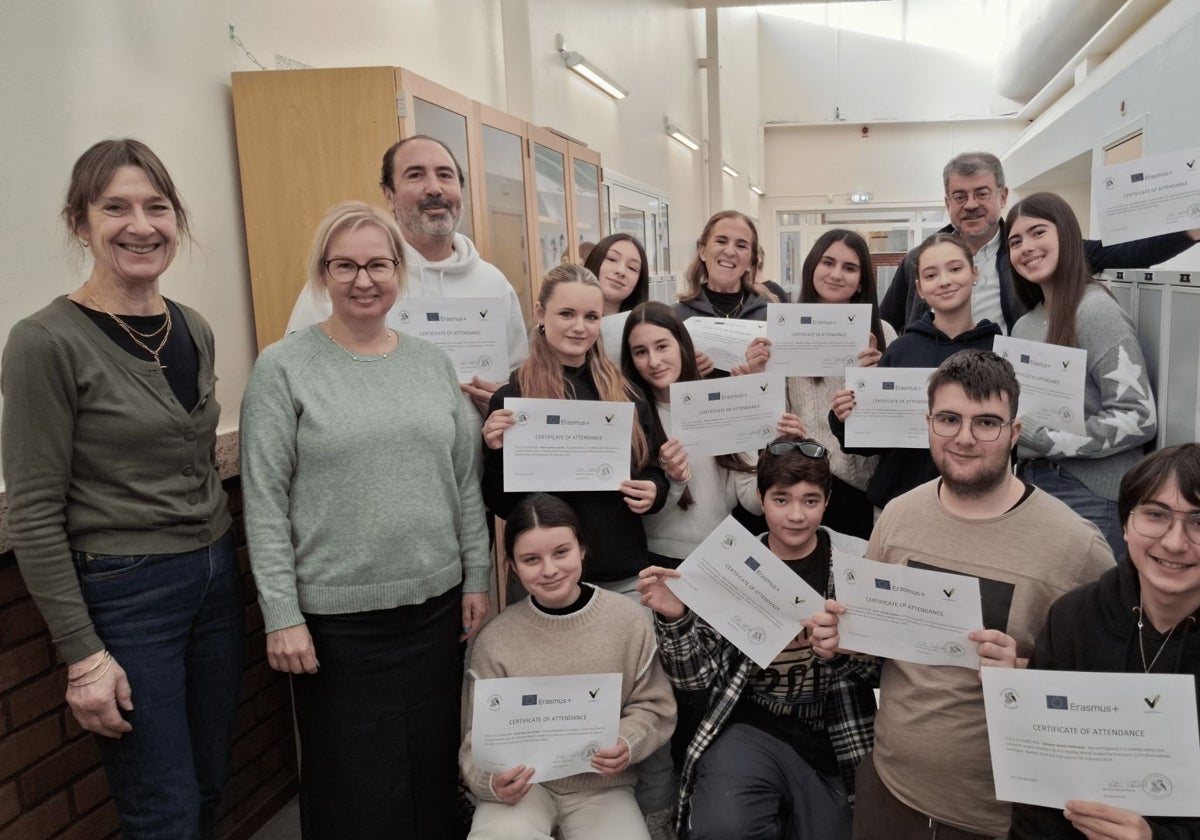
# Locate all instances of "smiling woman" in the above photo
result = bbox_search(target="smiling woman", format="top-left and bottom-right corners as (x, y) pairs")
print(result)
(240, 201), (491, 838)
(675, 211), (785, 328)
(1, 138), (243, 839)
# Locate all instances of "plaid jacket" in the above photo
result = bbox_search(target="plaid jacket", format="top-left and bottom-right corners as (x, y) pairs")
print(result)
(656, 573), (879, 829)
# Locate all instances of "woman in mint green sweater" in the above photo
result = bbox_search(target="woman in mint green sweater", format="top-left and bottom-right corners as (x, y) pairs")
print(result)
(241, 202), (491, 839)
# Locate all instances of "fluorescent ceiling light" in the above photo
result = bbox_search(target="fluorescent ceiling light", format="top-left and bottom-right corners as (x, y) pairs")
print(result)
(749, 183), (765, 196)
(664, 119), (700, 151)
(557, 34), (628, 100)
(849, 191), (873, 204)
(722, 162), (740, 178)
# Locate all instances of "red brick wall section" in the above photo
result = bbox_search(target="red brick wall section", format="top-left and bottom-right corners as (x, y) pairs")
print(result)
(0, 479), (298, 840)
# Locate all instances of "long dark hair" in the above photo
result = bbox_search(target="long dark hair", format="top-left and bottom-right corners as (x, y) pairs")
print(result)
(799, 229), (888, 354)
(1007, 192), (1103, 348)
(583, 233), (650, 312)
(620, 302), (755, 510)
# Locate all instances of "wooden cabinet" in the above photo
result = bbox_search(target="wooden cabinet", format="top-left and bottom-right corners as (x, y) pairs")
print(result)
(231, 67), (604, 350)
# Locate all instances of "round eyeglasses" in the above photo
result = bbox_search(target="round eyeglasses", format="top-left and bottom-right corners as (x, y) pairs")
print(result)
(927, 412), (1014, 442)
(1129, 505), (1200, 545)
(323, 258), (399, 283)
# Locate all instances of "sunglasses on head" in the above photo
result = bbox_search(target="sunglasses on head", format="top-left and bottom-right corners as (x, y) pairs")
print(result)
(765, 440), (827, 459)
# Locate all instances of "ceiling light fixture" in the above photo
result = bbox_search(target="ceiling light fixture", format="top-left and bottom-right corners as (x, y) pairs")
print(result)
(749, 183), (765, 196)
(557, 34), (628, 100)
(664, 118), (700, 150)
(722, 162), (740, 178)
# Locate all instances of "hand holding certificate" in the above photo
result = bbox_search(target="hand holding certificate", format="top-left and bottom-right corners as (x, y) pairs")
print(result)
(666, 516), (824, 669)
(1093, 146), (1200, 245)
(391, 297), (508, 383)
(844, 367), (935, 448)
(982, 668), (1200, 816)
(501, 398), (634, 492)
(993, 335), (1087, 435)
(471, 673), (622, 784)
(669, 373), (785, 457)
(682, 317), (765, 372)
(830, 554), (984, 668)
(766, 303), (871, 376)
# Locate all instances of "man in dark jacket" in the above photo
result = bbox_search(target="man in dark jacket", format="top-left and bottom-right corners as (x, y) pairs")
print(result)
(880, 151), (1200, 334)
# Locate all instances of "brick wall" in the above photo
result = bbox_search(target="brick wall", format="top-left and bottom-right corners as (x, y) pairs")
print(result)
(0, 478), (298, 840)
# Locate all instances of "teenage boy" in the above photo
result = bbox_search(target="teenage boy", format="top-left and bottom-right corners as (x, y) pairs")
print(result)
(810, 350), (1114, 839)
(637, 438), (879, 840)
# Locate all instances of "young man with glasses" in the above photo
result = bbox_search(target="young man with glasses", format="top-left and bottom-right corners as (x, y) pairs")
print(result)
(1009, 443), (1200, 839)
(880, 151), (1200, 334)
(637, 437), (879, 840)
(811, 350), (1114, 839)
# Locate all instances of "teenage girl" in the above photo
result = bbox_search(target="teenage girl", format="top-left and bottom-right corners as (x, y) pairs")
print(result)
(482, 264), (667, 594)
(830, 232), (1001, 511)
(460, 493), (675, 840)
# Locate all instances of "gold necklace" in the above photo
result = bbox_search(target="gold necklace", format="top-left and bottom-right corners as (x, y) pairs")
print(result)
(324, 325), (395, 362)
(85, 289), (173, 370)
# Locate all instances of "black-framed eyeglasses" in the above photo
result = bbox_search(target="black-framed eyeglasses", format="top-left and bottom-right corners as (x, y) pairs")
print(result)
(766, 440), (827, 458)
(323, 258), (399, 283)
(927, 412), (1014, 442)
(947, 188), (998, 206)
(1129, 505), (1200, 545)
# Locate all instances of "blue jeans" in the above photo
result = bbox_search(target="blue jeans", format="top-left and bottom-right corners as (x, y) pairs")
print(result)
(1018, 460), (1126, 559)
(73, 528), (245, 840)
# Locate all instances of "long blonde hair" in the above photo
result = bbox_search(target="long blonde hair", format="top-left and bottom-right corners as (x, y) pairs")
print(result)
(520, 264), (651, 470)
(679, 210), (778, 304)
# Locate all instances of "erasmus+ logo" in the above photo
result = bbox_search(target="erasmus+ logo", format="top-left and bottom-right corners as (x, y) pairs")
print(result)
(427, 312), (441, 322)
(547, 415), (561, 424)
(1046, 695), (1069, 710)
(874, 579), (892, 591)
(1020, 354), (1031, 364)
(522, 694), (538, 706)
(800, 316), (812, 325)
(745, 557), (761, 572)
(708, 392), (721, 401)
(882, 382), (895, 391)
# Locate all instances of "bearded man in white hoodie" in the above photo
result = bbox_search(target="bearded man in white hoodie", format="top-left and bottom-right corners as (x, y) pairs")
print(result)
(286, 135), (529, 412)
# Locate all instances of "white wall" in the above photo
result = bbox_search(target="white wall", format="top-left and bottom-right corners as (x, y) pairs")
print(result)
(757, 12), (1022, 126)
(0, 0), (706, 487)
(1003, 0), (1200, 266)
(717, 7), (762, 219)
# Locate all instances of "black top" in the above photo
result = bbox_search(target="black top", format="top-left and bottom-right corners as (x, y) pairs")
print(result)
(829, 312), (1001, 509)
(532, 583), (596, 616)
(482, 365), (669, 582)
(73, 300), (199, 410)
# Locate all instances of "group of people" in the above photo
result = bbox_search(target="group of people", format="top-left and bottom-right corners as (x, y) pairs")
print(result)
(2, 133), (1198, 840)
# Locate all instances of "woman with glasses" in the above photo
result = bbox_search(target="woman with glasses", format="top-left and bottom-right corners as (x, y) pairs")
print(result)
(2, 139), (243, 839)
(828, 232), (1001, 513)
(241, 201), (490, 839)
(1010, 443), (1200, 839)
(1007, 193), (1168, 557)
(636, 437), (877, 840)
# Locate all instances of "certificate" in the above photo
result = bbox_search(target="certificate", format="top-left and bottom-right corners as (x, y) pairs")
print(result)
(503, 398), (634, 492)
(1093, 146), (1200, 245)
(392, 297), (508, 383)
(844, 367), (935, 449)
(600, 311), (632, 363)
(982, 668), (1200, 816)
(765, 304), (871, 376)
(667, 515), (825, 669)
(993, 336), (1087, 434)
(471, 673), (622, 784)
(681, 317), (765, 372)
(668, 373), (785, 457)
(831, 554), (983, 669)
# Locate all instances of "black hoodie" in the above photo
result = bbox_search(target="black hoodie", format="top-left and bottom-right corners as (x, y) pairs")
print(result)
(1009, 559), (1200, 839)
(828, 313), (1001, 508)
